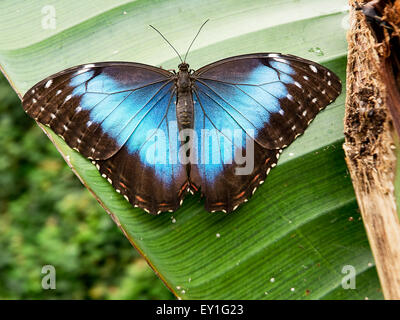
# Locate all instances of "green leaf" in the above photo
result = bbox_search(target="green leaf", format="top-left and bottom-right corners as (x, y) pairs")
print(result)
(0, 0), (383, 299)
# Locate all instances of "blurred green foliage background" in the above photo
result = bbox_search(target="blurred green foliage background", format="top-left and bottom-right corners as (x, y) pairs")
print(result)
(0, 74), (173, 299)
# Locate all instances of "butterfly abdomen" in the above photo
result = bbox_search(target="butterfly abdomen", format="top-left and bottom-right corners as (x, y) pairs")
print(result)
(176, 91), (194, 129)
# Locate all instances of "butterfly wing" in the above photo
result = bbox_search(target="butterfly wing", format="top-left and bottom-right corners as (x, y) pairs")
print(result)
(190, 53), (341, 212)
(23, 62), (188, 214)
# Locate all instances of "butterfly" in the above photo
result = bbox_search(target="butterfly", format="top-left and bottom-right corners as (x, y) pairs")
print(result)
(22, 23), (341, 215)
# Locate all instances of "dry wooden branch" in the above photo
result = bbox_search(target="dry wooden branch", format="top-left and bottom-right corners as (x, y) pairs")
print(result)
(344, 0), (400, 299)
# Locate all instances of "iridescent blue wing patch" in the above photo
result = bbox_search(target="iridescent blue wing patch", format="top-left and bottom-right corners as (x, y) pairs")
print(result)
(190, 53), (341, 212)
(23, 62), (187, 214)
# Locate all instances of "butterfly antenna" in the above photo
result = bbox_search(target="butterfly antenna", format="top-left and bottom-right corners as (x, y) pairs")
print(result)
(149, 25), (183, 63)
(183, 19), (209, 63)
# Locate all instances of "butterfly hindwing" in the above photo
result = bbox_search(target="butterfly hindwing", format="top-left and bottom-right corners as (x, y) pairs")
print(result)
(23, 62), (188, 214)
(189, 87), (280, 212)
(190, 53), (341, 212)
(93, 88), (188, 213)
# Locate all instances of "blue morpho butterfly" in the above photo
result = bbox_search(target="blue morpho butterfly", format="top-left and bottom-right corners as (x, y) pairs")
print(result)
(22, 21), (341, 215)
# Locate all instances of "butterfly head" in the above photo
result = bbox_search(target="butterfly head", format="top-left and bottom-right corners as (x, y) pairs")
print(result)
(178, 62), (190, 71)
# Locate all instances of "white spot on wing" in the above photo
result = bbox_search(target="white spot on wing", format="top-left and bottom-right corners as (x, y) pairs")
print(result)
(309, 65), (318, 73)
(45, 80), (53, 88)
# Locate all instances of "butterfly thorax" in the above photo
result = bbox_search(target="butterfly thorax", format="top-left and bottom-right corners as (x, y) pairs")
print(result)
(176, 63), (194, 129)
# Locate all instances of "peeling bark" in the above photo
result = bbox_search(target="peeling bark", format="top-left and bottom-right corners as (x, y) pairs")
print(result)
(344, 0), (400, 299)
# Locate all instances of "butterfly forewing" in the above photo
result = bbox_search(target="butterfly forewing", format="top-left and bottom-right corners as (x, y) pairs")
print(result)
(194, 53), (341, 149)
(23, 62), (175, 159)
